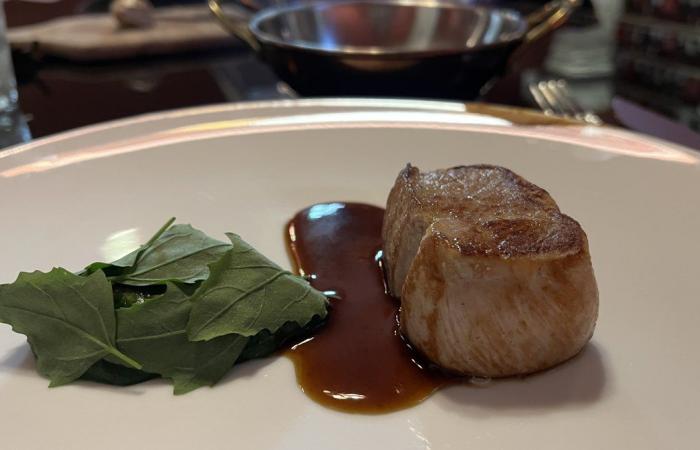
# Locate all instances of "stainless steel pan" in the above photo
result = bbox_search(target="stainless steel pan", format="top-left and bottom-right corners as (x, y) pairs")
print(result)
(209, 0), (581, 99)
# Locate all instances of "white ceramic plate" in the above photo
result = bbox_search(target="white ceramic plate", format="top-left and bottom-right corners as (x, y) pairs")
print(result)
(1, 99), (698, 450)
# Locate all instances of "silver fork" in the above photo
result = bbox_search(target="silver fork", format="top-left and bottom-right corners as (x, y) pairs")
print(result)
(528, 79), (603, 125)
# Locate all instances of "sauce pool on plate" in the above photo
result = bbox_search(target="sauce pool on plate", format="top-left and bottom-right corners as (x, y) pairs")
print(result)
(285, 202), (459, 413)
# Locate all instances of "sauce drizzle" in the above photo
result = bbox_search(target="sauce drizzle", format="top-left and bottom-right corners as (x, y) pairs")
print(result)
(285, 202), (453, 413)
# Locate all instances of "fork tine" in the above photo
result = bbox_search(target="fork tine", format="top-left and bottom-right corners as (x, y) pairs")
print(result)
(537, 81), (570, 117)
(546, 80), (580, 119)
(528, 83), (554, 116)
(549, 80), (604, 125)
(529, 79), (604, 125)
(550, 80), (599, 124)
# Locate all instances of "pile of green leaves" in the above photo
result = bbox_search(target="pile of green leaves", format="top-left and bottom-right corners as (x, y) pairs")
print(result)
(0, 219), (328, 394)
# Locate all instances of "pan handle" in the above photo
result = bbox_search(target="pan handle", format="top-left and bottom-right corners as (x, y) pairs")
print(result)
(524, 0), (582, 43)
(208, 0), (261, 52)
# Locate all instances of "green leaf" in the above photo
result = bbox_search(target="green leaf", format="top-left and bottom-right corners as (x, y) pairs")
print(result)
(0, 269), (141, 387)
(1, 222), (329, 394)
(81, 360), (158, 386)
(187, 234), (328, 342)
(85, 221), (231, 286)
(83, 218), (176, 277)
(239, 317), (325, 363)
(115, 283), (248, 394)
(112, 284), (166, 309)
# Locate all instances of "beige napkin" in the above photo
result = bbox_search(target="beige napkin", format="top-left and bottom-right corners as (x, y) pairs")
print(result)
(8, 5), (239, 61)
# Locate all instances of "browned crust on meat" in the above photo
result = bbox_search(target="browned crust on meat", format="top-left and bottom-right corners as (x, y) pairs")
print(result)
(430, 214), (586, 258)
(389, 164), (584, 259)
(400, 163), (557, 213)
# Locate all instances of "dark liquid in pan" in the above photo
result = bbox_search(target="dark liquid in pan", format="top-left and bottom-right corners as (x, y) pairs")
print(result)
(285, 202), (457, 414)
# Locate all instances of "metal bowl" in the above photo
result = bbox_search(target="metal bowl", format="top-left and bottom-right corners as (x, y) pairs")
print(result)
(210, 0), (581, 99)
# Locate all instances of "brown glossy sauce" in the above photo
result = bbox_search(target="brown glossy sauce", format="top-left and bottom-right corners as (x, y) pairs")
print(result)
(285, 202), (455, 414)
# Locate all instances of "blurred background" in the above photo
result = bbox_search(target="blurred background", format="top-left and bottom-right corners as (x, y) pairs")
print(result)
(1, 0), (698, 148)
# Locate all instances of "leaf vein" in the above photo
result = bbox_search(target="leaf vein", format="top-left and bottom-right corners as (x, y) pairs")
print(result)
(0, 305), (112, 355)
(124, 243), (231, 278)
(60, 278), (112, 344)
(192, 271), (289, 336)
(27, 280), (67, 321)
(118, 329), (187, 343)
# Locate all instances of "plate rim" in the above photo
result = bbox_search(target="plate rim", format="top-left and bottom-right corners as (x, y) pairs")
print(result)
(1, 98), (696, 164)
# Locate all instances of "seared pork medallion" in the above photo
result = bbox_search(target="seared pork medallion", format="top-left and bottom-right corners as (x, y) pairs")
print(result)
(382, 165), (598, 377)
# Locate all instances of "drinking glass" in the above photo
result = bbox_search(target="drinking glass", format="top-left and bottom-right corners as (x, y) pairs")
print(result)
(0, 3), (18, 114)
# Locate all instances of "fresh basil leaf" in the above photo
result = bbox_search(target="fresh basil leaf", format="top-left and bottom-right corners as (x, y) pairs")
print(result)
(187, 233), (328, 342)
(1, 222), (328, 394)
(83, 218), (176, 277)
(171, 281), (201, 297)
(113, 284), (167, 309)
(0, 269), (141, 387)
(115, 283), (248, 394)
(239, 324), (298, 362)
(85, 221), (231, 287)
(239, 317), (325, 363)
(81, 359), (158, 386)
